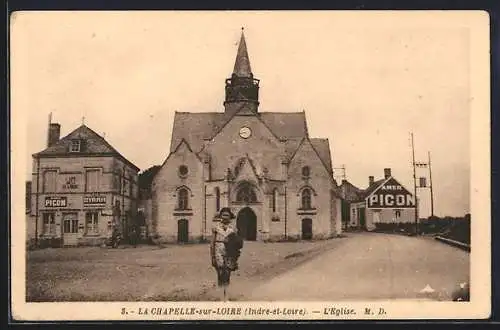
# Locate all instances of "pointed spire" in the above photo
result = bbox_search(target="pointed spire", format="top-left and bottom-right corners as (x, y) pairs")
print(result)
(233, 28), (252, 78)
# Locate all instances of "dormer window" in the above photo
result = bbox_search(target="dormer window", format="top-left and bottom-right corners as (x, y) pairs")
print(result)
(70, 139), (81, 153)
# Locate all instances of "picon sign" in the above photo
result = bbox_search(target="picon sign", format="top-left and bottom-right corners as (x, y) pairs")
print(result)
(366, 178), (415, 209)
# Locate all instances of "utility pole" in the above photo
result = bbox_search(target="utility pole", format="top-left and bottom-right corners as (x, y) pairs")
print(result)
(333, 164), (347, 230)
(333, 164), (347, 183)
(410, 133), (419, 234)
(415, 151), (435, 218)
(428, 151), (435, 217)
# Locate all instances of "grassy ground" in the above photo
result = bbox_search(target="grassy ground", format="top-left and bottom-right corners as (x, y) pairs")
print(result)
(27, 237), (347, 302)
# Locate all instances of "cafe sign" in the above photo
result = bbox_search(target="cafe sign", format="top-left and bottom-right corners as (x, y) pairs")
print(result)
(83, 194), (107, 206)
(44, 196), (67, 208)
(366, 178), (415, 209)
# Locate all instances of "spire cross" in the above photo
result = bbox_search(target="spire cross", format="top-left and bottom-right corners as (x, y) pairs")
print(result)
(81, 116), (85, 125)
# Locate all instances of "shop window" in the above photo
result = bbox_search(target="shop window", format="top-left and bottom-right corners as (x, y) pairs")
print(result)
(301, 188), (312, 209)
(63, 216), (79, 233)
(85, 169), (100, 192)
(177, 188), (189, 210)
(85, 212), (99, 235)
(395, 209), (402, 219)
(43, 170), (57, 193)
(42, 213), (56, 235)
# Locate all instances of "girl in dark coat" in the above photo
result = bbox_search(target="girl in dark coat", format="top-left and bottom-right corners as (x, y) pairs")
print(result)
(210, 207), (243, 301)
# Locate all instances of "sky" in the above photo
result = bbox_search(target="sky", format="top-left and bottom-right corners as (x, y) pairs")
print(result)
(11, 11), (479, 217)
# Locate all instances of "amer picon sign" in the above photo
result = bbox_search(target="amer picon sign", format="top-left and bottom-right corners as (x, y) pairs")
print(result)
(366, 178), (415, 209)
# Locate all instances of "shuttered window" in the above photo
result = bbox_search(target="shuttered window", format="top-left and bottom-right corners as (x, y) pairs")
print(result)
(85, 169), (100, 192)
(43, 170), (57, 193)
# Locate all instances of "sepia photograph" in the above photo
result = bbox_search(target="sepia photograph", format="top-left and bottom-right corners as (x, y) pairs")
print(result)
(10, 10), (490, 320)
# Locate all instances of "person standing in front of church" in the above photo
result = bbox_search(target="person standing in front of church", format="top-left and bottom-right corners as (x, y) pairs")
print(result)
(210, 207), (243, 301)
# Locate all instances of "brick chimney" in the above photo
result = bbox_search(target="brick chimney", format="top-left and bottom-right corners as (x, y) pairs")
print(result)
(48, 123), (61, 147)
(369, 176), (374, 186)
(384, 168), (392, 179)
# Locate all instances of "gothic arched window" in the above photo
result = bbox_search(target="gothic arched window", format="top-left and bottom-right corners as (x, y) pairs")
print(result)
(177, 188), (189, 210)
(215, 187), (221, 212)
(236, 182), (257, 203)
(301, 188), (312, 210)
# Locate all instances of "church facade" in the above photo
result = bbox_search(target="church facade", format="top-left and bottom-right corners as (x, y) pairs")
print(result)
(149, 31), (343, 243)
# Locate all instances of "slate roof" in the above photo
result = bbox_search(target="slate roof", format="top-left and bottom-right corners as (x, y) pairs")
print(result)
(170, 111), (308, 147)
(169, 110), (333, 175)
(33, 124), (140, 172)
(342, 177), (389, 203)
(259, 112), (308, 139)
(361, 178), (387, 199)
(283, 137), (303, 160)
(169, 112), (231, 154)
(340, 180), (364, 202)
(310, 138), (333, 174)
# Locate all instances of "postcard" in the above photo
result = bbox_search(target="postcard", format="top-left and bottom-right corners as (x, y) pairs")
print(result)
(10, 10), (490, 321)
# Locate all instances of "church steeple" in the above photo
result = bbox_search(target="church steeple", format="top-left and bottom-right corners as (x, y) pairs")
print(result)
(233, 30), (252, 78)
(224, 28), (260, 115)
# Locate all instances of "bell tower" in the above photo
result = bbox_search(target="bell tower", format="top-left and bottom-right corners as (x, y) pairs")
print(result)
(224, 28), (260, 115)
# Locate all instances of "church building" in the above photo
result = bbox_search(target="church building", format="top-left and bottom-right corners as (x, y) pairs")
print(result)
(149, 30), (343, 243)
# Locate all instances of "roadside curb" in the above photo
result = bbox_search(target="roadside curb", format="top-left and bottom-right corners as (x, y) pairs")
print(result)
(434, 236), (470, 252)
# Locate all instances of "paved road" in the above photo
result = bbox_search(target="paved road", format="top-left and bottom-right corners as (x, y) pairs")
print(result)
(243, 233), (469, 301)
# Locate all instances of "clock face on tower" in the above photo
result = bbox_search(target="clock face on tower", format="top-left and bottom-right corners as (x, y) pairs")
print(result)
(239, 126), (252, 139)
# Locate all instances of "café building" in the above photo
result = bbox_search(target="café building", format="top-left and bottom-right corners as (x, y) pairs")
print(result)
(343, 168), (416, 231)
(28, 121), (140, 247)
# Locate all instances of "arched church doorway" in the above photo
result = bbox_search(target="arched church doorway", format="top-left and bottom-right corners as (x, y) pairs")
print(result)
(237, 207), (257, 241)
(302, 218), (313, 240)
(177, 219), (189, 243)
